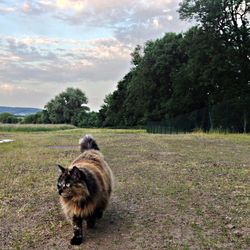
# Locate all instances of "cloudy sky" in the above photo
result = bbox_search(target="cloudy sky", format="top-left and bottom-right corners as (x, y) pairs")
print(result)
(0, 0), (191, 111)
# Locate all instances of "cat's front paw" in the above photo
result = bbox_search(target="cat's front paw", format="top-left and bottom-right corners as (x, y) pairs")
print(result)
(70, 236), (84, 245)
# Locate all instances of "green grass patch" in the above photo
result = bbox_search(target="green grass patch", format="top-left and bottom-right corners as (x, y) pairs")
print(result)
(0, 123), (76, 132)
(65, 128), (146, 134)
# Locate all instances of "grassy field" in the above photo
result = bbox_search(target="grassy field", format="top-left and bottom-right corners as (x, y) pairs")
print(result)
(0, 124), (76, 132)
(0, 128), (249, 249)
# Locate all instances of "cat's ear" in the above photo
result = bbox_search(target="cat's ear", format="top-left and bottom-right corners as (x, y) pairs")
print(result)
(58, 164), (65, 173)
(70, 166), (81, 179)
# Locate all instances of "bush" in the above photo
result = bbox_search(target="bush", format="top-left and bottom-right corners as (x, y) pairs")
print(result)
(0, 113), (19, 124)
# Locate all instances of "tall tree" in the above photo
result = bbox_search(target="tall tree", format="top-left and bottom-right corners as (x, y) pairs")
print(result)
(179, 0), (250, 131)
(45, 88), (89, 125)
(98, 94), (113, 127)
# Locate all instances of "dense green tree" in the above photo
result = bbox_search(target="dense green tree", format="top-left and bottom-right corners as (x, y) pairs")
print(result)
(98, 1), (249, 132)
(100, 33), (188, 126)
(98, 94), (114, 127)
(45, 88), (89, 125)
(179, 0), (250, 131)
(22, 110), (51, 124)
(23, 113), (39, 124)
(170, 28), (224, 110)
(78, 111), (99, 127)
(0, 113), (19, 123)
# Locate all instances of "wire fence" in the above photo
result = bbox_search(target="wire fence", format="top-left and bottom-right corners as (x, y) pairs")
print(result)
(147, 98), (250, 134)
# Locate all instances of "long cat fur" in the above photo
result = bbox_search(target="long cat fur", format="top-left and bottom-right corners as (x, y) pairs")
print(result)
(57, 135), (113, 245)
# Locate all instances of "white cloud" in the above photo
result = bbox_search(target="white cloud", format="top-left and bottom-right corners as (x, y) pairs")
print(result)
(153, 18), (160, 28)
(0, 6), (16, 13)
(55, 0), (86, 11)
(18, 1), (187, 33)
(0, 35), (131, 109)
(2, 1), (190, 47)
(167, 15), (174, 21)
(0, 0), (192, 110)
(0, 35), (131, 82)
(0, 1), (17, 13)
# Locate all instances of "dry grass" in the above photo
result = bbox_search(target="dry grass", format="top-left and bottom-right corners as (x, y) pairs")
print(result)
(0, 129), (249, 249)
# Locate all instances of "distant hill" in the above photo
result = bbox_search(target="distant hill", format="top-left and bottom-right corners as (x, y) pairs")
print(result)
(0, 106), (42, 116)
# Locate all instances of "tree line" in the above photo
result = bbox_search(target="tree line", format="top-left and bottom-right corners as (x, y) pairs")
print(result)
(2, 0), (249, 132)
(99, 0), (250, 132)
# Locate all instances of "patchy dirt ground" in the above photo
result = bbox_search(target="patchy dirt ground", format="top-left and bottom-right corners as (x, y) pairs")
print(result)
(0, 129), (249, 249)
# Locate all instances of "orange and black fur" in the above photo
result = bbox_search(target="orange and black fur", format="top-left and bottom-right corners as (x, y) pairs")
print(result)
(57, 135), (114, 245)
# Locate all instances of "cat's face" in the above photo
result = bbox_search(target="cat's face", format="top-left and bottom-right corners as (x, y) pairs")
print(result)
(57, 165), (89, 199)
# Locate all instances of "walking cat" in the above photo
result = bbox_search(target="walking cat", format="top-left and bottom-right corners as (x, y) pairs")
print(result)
(57, 135), (114, 245)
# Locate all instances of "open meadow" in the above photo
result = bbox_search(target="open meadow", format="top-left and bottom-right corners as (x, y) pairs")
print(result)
(0, 127), (249, 249)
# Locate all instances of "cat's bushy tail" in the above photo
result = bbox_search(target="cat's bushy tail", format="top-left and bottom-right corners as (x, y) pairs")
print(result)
(79, 135), (100, 152)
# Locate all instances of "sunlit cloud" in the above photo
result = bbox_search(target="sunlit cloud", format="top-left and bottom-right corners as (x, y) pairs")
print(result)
(153, 18), (160, 28)
(56, 0), (86, 11)
(0, 84), (15, 93)
(21, 3), (30, 13)
(0, 35), (131, 84)
(0, 0), (191, 109)
(0, 83), (25, 93)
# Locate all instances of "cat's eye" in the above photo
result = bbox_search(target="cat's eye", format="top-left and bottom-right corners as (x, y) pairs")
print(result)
(66, 183), (70, 188)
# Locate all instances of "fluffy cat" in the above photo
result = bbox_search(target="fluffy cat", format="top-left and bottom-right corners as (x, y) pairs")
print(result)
(57, 135), (114, 245)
